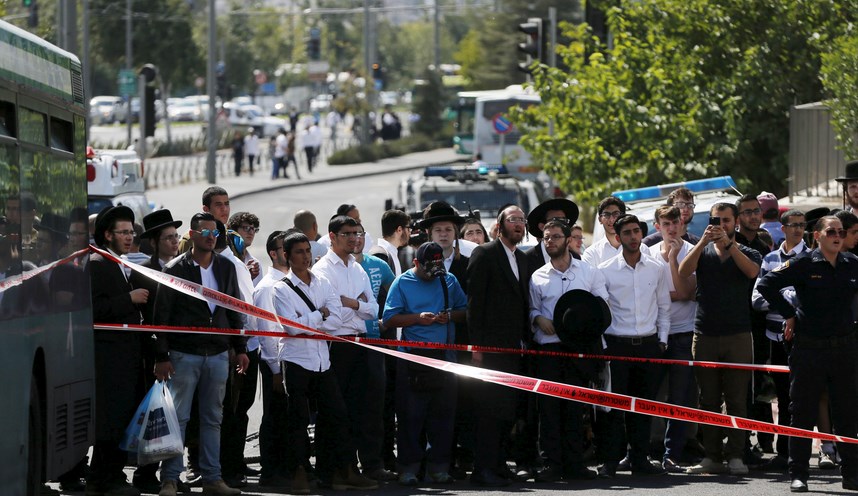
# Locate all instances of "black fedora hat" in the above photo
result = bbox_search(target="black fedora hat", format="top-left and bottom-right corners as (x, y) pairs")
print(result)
(527, 198), (579, 238)
(94, 205), (134, 247)
(553, 289), (612, 346)
(141, 209), (183, 239)
(419, 201), (465, 229)
(34, 212), (70, 239)
(803, 207), (831, 233)
(835, 160), (858, 182)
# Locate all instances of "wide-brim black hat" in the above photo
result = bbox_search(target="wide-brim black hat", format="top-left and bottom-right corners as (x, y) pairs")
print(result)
(94, 205), (134, 246)
(141, 209), (183, 239)
(419, 201), (465, 229)
(835, 160), (858, 182)
(527, 198), (579, 238)
(553, 289), (612, 346)
(34, 212), (70, 239)
(804, 207), (831, 233)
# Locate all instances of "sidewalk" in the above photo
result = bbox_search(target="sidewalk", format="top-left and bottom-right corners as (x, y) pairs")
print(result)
(145, 147), (460, 222)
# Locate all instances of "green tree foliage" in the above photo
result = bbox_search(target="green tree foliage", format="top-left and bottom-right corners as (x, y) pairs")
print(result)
(412, 68), (446, 138)
(821, 28), (858, 159)
(513, 0), (857, 205)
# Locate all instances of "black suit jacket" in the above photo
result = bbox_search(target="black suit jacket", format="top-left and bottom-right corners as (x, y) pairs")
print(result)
(90, 251), (143, 334)
(129, 255), (163, 325)
(466, 239), (529, 349)
(152, 251), (247, 361)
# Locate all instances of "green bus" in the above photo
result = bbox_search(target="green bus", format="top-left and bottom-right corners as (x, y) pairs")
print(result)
(0, 19), (94, 495)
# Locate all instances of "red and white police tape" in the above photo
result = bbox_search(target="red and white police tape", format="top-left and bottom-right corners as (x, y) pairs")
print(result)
(90, 245), (856, 445)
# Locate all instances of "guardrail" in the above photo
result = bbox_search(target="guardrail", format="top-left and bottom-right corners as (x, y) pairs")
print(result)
(144, 148), (273, 190)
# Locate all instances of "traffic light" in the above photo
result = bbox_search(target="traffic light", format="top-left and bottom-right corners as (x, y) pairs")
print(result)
(307, 27), (321, 61)
(139, 64), (157, 137)
(517, 17), (544, 75)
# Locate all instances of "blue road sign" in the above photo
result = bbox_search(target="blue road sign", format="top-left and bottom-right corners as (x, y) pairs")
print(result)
(492, 113), (513, 135)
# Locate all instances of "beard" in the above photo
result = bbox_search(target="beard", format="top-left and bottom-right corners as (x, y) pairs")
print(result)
(500, 222), (525, 244)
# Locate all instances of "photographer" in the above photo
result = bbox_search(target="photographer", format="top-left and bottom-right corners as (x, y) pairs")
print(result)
(382, 242), (467, 486)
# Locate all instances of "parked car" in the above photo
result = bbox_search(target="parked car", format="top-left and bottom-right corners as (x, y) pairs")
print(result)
(167, 98), (203, 122)
(89, 96), (122, 125)
(309, 94), (333, 113)
(222, 103), (287, 137)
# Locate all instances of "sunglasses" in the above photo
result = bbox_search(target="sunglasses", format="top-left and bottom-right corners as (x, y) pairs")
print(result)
(192, 228), (220, 238)
(823, 228), (847, 239)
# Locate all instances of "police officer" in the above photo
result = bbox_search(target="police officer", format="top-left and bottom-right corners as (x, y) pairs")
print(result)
(757, 215), (858, 493)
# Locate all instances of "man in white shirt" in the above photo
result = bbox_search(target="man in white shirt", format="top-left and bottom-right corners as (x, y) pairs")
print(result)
(597, 214), (671, 478)
(312, 215), (388, 482)
(273, 128), (287, 179)
(372, 209), (411, 277)
(649, 206), (698, 473)
(293, 210), (328, 264)
(583, 196), (627, 267)
(529, 220), (606, 482)
(243, 128), (259, 175)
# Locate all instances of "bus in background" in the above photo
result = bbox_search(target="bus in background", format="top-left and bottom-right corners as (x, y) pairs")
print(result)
(451, 85), (527, 157)
(0, 19), (94, 495)
(470, 85), (540, 180)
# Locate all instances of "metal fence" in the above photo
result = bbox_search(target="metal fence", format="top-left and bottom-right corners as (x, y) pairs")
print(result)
(788, 102), (851, 198)
(144, 148), (274, 190)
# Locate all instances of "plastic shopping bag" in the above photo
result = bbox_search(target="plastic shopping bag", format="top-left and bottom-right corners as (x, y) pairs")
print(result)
(137, 381), (184, 465)
(119, 383), (155, 452)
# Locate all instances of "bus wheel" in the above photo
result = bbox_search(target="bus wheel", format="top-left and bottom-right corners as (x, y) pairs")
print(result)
(27, 376), (44, 496)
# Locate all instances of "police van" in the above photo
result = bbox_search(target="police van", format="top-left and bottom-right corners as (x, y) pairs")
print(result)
(592, 176), (741, 242)
(86, 146), (153, 222)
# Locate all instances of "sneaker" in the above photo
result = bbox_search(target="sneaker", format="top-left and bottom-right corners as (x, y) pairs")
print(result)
(728, 458), (749, 476)
(331, 466), (379, 490)
(200, 479), (241, 495)
(426, 472), (454, 484)
(758, 455), (789, 472)
(398, 472), (418, 487)
(662, 458), (686, 474)
(686, 458), (727, 474)
(819, 451), (837, 470)
(290, 466), (310, 495)
(617, 456), (631, 472)
(158, 480), (178, 496)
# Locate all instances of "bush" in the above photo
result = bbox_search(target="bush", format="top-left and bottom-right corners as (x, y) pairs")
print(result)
(89, 128), (236, 158)
(327, 133), (446, 165)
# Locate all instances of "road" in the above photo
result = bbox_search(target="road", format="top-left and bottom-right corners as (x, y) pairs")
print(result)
(51, 170), (849, 495)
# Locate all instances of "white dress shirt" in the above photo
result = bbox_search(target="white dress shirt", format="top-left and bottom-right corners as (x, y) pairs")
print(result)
(255, 266), (289, 373)
(220, 247), (257, 349)
(501, 241), (520, 280)
(273, 271), (343, 372)
(376, 237), (402, 276)
(650, 240), (697, 334)
(529, 257), (609, 345)
(312, 249), (379, 336)
(583, 236), (649, 268)
(598, 252), (671, 344)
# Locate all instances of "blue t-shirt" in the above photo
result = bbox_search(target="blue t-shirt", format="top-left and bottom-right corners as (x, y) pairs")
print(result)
(383, 269), (467, 357)
(358, 254), (395, 338)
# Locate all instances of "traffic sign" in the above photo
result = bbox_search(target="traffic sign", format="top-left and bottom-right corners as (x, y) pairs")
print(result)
(492, 113), (513, 135)
(117, 69), (137, 96)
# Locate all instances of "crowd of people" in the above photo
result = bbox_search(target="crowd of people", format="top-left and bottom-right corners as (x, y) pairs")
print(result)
(71, 160), (858, 496)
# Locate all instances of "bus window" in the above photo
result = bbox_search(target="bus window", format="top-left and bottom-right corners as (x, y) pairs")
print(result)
(19, 107), (46, 146)
(50, 116), (73, 152)
(0, 101), (15, 137)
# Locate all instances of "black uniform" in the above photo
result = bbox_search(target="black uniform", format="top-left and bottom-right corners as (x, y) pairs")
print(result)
(756, 249), (858, 484)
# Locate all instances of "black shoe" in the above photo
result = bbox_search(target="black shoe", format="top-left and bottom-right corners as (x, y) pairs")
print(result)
(175, 480), (191, 493)
(535, 465), (563, 483)
(617, 456), (631, 472)
(222, 474), (247, 488)
(132, 473), (161, 494)
(564, 466), (598, 481)
(470, 468), (511, 487)
(514, 466), (534, 481)
(632, 460), (667, 476)
(844, 476), (858, 491)
(662, 458), (686, 474)
(790, 479), (808, 492)
(183, 469), (202, 487)
(744, 449), (765, 467)
(494, 465), (517, 480)
(242, 465), (260, 476)
(598, 463), (618, 479)
(758, 455), (789, 472)
(59, 478), (86, 492)
(258, 474), (291, 488)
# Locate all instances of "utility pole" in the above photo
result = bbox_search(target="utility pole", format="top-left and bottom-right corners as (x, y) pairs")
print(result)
(361, 0), (370, 146)
(548, 7), (557, 68)
(83, 0), (91, 130)
(125, 0), (133, 146)
(206, 0), (217, 184)
(433, 0), (440, 70)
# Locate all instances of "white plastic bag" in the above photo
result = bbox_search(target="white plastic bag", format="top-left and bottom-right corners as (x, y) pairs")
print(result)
(137, 381), (184, 465)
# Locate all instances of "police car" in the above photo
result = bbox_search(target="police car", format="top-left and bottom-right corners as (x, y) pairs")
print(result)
(86, 146), (153, 222)
(592, 176), (741, 242)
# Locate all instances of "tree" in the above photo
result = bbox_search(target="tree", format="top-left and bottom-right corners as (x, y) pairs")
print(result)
(513, 0), (857, 206)
(412, 68), (446, 138)
(821, 30), (858, 159)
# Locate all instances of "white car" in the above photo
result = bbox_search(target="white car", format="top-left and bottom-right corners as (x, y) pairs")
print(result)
(309, 94), (333, 113)
(89, 96), (122, 125)
(167, 99), (203, 122)
(222, 103), (287, 137)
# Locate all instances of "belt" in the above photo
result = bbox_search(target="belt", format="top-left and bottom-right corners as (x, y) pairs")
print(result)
(604, 334), (659, 346)
(794, 332), (857, 349)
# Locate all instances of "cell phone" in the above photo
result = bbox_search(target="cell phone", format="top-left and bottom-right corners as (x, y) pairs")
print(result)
(709, 216), (721, 226)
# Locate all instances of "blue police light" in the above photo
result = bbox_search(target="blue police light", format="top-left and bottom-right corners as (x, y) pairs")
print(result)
(612, 176), (737, 203)
(424, 164), (509, 177)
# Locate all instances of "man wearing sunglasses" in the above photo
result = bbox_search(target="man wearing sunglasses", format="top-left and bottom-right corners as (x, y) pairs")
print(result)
(643, 187), (701, 247)
(153, 212), (249, 496)
(583, 196), (628, 268)
(757, 215), (858, 493)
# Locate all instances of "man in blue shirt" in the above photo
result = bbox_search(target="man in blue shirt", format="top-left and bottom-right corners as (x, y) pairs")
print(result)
(383, 242), (467, 486)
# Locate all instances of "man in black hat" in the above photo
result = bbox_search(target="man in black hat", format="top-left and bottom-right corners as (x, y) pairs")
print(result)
(420, 201), (468, 291)
(835, 159), (858, 212)
(33, 212), (69, 266)
(528, 219), (607, 482)
(88, 205), (149, 496)
(524, 198), (581, 279)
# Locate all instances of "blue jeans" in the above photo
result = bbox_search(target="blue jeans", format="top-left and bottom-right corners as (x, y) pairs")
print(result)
(162, 350), (229, 484)
(660, 332), (697, 461)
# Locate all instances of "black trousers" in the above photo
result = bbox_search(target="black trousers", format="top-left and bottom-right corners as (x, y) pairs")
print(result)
(258, 361), (289, 479)
(221, 349), (260, 477)
(601, 337), (662, 466)
(787, 339), (858, 481)
(473, 353), (520, 472)
(770, 339), (792, 458)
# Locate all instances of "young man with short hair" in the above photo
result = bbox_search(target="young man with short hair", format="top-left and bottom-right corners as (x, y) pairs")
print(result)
(643, 187), (700, 246)
(583, 196), (626, 267)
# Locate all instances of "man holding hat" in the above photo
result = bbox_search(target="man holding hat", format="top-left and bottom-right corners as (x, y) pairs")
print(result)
(524, 198), (581, 279)
(88, 205), (149, 496)
(528, 219), (608, 482)
(836, 159), (858, 212)
(383, 241), (467, 486)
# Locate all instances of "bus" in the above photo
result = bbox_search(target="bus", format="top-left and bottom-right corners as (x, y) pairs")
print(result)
(451, 86), (525, 157)
(472, 86), (540, 179)
(0, 19), (94, 495)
